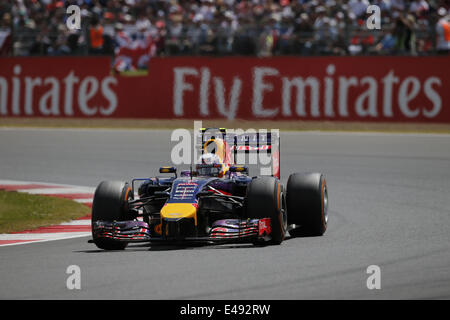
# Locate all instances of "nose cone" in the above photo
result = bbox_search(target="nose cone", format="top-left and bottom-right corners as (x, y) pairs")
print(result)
(160, 203), (198, 225)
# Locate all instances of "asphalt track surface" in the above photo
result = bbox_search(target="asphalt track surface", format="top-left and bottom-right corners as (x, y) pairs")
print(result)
(0, 127), (449, 299)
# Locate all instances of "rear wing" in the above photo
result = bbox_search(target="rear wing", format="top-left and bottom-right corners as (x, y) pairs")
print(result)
(198, 128), (280, 179)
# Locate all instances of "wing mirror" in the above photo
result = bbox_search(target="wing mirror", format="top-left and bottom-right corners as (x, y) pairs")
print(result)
(159, 166), (177, 177)
(229, 165), (248, 173)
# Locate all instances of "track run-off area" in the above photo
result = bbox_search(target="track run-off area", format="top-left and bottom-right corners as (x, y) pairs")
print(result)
(0, 127), (449, 299)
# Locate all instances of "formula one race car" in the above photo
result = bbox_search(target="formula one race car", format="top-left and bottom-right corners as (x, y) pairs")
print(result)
(89, 128), (328, 250)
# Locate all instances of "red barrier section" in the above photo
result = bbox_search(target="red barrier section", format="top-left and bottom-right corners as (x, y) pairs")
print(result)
(0, 57), (116, 118)
(1, 56), (449, 122)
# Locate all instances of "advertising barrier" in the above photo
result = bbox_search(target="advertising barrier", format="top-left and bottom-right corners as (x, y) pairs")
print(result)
(1, 56), (449, 122)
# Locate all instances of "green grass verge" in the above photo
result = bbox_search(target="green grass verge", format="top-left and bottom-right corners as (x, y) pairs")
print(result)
(1, 118), (450, 134)
(0, 117), (450, 134)
(118, 69), (148, 77)
(0, 190), (91, 233)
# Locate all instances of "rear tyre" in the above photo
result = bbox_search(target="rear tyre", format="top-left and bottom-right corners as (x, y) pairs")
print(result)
(91, 181), (132, 250)
(246, 176), (286, 245)
(286, 173), (328, 237)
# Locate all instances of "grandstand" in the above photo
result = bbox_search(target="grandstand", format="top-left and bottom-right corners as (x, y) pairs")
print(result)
(0, 0), (448, 67)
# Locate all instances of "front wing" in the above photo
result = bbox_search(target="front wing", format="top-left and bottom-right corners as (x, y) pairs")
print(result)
(91, 218), (272, 244)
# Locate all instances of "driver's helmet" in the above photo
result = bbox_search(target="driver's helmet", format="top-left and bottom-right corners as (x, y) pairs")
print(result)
(196, 153), (225, 177)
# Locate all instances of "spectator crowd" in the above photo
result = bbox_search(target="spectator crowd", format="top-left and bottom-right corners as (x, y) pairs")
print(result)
(1, 0), (449, 70)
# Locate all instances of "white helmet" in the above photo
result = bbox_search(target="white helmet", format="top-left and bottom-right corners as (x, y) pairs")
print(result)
(199, 153), (221, 165)
(196, 153), (224, 177)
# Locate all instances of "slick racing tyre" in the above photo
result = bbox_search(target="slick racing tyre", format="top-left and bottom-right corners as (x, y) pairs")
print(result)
(246, 176), (287, 245)
(91, 181), (133, 250)
(286, 173), (328, 237)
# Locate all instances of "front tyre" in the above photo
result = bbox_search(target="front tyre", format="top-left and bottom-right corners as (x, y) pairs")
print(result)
(246, 176), (287, 245)
(91, 181), (132, 250)
(287, 173), (328, 237)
